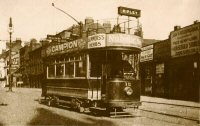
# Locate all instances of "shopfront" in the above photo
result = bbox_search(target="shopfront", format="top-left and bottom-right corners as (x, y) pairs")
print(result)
(169, 22), (200, 101)
(154, 39), (170, 98)
(140, 44), (154, 96)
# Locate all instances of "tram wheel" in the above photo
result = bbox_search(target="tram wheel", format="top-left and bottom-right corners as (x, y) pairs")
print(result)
(79, 106), (85, 113)
(47, 99), (51, 107)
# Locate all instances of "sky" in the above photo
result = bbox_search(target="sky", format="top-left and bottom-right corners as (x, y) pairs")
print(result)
(0, 0), (200, 51)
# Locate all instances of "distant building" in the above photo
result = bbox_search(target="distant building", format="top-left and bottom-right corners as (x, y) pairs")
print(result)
(0, 58), (6, 88)
(19, 39), (41, 87)
(0, 39), (23, 87)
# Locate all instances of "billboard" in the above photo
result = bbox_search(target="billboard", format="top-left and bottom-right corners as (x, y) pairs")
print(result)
(118, 6), (141, 18)
(171, 23), (200, 58)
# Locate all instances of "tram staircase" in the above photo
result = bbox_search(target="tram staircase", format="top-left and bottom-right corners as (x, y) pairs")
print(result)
(138, 96), (200, 122)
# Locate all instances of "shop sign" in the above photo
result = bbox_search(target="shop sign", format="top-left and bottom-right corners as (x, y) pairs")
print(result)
(141, 44), (153, 51)
(140, 45), (153, 62)
(88, 34), (106, 49)
(118, 6), (141, 18)
(46, 39), (87, 56)
(11, 53), (19, 65)
(156, 63), (164, 74)
(106, 33), (142, 48)
(171, 23), (200, 58)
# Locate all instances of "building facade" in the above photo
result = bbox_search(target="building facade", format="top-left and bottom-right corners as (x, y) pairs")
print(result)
(140, 21), (200, 102)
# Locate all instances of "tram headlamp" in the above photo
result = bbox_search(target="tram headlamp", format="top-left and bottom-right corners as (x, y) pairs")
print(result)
(124, 87), (133, 96)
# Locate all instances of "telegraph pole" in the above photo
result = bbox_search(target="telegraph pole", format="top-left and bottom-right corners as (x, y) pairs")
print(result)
(8, 17), (13, 91)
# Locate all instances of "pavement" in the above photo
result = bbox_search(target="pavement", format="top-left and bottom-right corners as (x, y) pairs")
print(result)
(139, 96), (200, 122)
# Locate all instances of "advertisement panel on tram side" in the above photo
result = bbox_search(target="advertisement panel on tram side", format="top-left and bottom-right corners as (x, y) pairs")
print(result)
(106, 33), (142, 49)
(46, 39), (87, 56)
(87, 34), (106, 49)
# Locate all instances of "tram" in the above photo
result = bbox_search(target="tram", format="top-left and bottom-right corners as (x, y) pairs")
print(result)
(41, 33), (142, 116)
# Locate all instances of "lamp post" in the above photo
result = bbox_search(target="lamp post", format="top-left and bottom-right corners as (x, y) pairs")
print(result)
(52, 3), (82, 37)
(8, 17), (13, 91)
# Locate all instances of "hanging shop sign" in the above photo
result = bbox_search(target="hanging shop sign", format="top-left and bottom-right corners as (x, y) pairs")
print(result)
(171, 23), (200, 58)
(106, 33), (142, 48)
(46, 39), (87, 56)
(118, 6), (141, 18)
(140, 45), (153, 62)
(88, 34), (106, 49)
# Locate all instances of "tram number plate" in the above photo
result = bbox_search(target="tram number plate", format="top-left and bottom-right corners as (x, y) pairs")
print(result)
(126, 82), (132, 87)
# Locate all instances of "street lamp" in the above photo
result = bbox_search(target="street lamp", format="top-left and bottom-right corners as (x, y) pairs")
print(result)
(8, 17), (13, 91)
(52, 3), (82, 37)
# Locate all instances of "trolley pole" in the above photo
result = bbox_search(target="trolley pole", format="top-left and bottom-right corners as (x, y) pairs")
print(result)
(52, 3), (82, 38)
(8, 17), (13, 91)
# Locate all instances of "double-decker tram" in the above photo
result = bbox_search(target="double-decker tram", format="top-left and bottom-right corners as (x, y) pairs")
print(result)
(42, 33), (142, 116)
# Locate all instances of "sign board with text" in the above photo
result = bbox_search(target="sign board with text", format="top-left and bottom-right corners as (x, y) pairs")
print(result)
(46, 39), (87, 56)
(140, 45), (153, 62)
(106, 33), (142, 48)
(171, 23), (200, 58)
(118, 6), (141, 18)
(88, 34), (106, 49)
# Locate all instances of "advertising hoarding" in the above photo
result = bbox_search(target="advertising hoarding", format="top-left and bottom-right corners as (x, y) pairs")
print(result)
(171, 23), (200, 58)
(118, 6), (141, 18)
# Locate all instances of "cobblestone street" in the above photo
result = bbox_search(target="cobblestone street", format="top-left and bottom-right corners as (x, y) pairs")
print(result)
(0, 88), (199, 126)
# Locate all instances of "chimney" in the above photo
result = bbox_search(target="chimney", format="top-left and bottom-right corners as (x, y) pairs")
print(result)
(194, 20), (199, 24)
(174, 25), (181, 31)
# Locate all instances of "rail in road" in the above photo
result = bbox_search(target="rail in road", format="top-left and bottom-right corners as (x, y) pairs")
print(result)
(139, 96), (200, 122)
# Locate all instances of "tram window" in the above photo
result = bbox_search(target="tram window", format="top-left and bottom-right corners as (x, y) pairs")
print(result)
(75, 61), (86, 77)
(56, 64), (64, 77)
(55, 58), (64, 77)
(65, 62), (74, 78)
(90, 63), (102, 77)
(75, 55), (86, 77)
(122, 53), (140, 80)
(48, 65), (55, 77)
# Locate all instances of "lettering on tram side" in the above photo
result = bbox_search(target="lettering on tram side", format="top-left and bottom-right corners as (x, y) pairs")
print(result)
(88, 34), (106, 48)
(171, 24), (200, 58)
(46, 39), (87, 56)
(106, 34), (142, 48)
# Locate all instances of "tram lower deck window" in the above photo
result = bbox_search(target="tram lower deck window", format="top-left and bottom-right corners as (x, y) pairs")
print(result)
(47, 54), (86, 78)
(75, 61), (86, 77)
(65, 62), (74, 78)
(48, 65), (55, 77)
